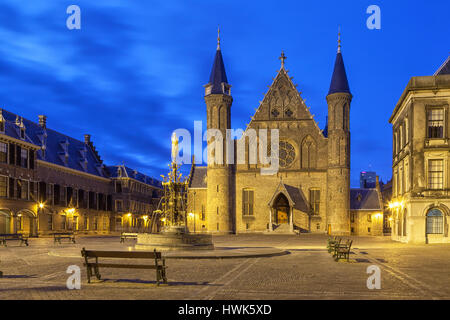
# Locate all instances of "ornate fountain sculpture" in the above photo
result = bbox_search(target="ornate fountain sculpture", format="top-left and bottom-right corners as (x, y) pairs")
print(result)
(158, 132), (190, 232)
(136, 133), (213, 250)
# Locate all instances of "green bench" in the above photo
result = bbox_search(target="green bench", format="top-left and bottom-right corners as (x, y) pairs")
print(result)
(0, 233), (29, 247)
(53, 232), (76, 244)
(120, 232), (138, 243)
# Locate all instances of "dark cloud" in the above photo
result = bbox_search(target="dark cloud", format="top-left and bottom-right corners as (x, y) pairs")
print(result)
(0, 0), (448, 186)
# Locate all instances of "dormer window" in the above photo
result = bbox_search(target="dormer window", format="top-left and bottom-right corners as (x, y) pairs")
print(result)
(356, 193), (362, 202)
(0, 119), (4, 133)
(20, 128), (25, 139)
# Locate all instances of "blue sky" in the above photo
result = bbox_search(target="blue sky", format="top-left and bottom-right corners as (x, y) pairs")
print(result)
(0, 0), (448, 186)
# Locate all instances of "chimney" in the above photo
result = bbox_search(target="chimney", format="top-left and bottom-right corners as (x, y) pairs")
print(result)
(38, 115), (47, 128)
(84, 134), (91, 145)
(376, 175), (380, 190)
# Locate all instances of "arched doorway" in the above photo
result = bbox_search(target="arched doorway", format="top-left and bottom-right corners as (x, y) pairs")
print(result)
(273, 193), (290, 224)
(17, 210), (37, 236)
(0, 210), (11, 233)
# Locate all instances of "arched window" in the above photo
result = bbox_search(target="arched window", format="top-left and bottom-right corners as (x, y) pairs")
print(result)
(301, 136), (316, 169)
(426, 208), (444, 234)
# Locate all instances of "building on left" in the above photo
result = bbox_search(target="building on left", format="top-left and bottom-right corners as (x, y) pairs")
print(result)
(0, 109), (162, 236)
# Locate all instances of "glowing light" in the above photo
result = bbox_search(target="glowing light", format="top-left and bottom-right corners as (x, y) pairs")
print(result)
(39, 203), (44, 209)
(67, 208), (75, 214)
(143, 215), (148, 221)
(161, 217), (166, 222)
(188, 212), (194, 218)
(127, 213), (132, 218)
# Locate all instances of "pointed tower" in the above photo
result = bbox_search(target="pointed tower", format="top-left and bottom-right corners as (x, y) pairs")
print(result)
(326, 30), (352, 235)
(204, 28), (234, 233)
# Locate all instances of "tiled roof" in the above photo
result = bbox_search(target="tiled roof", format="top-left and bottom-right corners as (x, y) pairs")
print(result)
(328, 52), (351, 95)
(434, 55), (450, 75)
(106, 165), (162, 188)
(208, 48), (229, 94)
(189, 166), (207, 188)
(350, 188), (381, 210)
(0, 108), (161, 186)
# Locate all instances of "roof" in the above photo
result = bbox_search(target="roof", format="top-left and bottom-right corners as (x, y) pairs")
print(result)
(328, 52), (351, 95)
(350, 188), (382, 211)
(0, 109), (161, 186)
(434, 56), (450, 75)
(106, 165), (162, 188)
(189, 166), (207, 188)
(268, 180), (310, 213)
(207, 48), (229, 94)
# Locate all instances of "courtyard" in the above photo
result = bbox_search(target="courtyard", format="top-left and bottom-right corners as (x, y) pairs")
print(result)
(0, 234), (449, 300)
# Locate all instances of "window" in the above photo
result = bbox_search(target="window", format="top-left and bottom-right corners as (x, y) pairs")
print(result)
(426, 208), (444, 234)
(201, 205), (205, 221)
(20, 180), (28, 200)
(20, 149), (28, 168)
(367, 214), (372, 223)
(309, 189), (320, 215)
(61, 215), (66, 230)
(428, 109), (444, 138)
(20, 128), (25, 139)
(115, 181), (122, 193)
(350, 213), (355, 223)
(16, 180), (21, 200)
(54, 184), (60, 205)
(39, 182), (47, 202)
(93, 217), (98, 230)
(66, 187), (73, 207)
(48, 215), (53, 231)
(0, 176), (7, 197)
(242, 189), (254, 216)
(0, 120), (4, 132)
(0, 142), (7, 163)
(428, 159), (444, 189)
(116, 200), (123, 212)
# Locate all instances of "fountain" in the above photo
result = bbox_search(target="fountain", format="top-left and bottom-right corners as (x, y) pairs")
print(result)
(136, 133), (214, 250)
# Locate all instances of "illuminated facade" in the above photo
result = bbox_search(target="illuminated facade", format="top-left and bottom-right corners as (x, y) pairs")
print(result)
(187, 33), (353, 235)
(389, 55), (450, 244)
(0, 110), (162, 236)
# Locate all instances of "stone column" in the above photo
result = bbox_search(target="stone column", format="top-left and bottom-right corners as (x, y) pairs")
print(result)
(269, 208), (273, 232)
(289, 207), (294, 232)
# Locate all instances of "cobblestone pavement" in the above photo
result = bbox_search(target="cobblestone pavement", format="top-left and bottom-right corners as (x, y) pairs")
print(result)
(0, 234), (449, 300)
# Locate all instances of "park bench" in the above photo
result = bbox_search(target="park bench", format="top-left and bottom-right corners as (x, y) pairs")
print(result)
(81, 248), (168, 285)
(53, 232), (76, 244)
(334, 239), (353, 262)
(327, 237), (340, 254)
(0, 233), (29, 247)
(326, 236), (338, 252)
(120, 232), (138, 243)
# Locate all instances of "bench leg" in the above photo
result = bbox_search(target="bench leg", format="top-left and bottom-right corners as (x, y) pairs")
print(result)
(94, 266), (101, 280)
(86, 266), (92, 283)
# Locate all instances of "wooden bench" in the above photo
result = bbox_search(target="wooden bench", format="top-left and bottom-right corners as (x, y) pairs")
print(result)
(334, 239), (353, 262)
(53, 232), (76, 244)
(81, 248), (167, 285)
(120, 232), (138, 243)
(0, 233), (29, 247)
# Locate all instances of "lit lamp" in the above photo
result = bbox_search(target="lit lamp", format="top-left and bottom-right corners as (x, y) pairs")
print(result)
(188, 212), (195, 233)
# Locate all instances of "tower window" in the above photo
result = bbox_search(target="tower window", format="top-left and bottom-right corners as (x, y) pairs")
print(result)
(309, 189), (320, 215)
(243, 189), (254, 216)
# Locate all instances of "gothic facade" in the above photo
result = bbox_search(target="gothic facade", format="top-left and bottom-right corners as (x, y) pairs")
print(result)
(187, 36), (356, 235)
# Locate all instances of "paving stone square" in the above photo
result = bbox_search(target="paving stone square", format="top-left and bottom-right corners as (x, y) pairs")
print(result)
(0, 234), (449, 300)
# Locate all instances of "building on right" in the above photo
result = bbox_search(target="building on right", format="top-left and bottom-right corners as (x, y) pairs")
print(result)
(389, 55), (450, 244)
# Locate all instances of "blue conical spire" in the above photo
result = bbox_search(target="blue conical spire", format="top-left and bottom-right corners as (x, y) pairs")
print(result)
(207, 27), (230, 95)
(328, 30), (350, 95)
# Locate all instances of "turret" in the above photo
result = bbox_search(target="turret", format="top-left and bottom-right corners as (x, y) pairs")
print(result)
(205, 28), (234, 233)
(326, 30), (352, 235)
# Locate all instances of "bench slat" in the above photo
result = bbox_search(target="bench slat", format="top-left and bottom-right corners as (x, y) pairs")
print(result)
(85, 263), (166, 269)
(83, 250), (161, 259)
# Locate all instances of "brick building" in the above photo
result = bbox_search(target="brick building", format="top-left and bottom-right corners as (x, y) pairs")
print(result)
(0, 110), (162, 236)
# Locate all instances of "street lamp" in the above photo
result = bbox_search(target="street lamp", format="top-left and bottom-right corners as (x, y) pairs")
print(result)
(188, 212), (195, 233)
